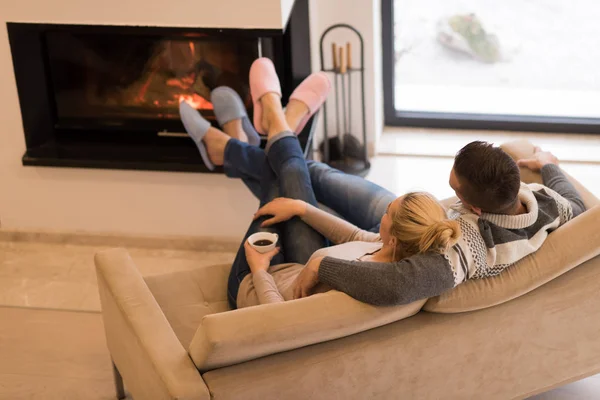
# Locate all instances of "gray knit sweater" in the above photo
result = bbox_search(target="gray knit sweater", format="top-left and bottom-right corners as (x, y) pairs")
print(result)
(318, 164), (586, 306)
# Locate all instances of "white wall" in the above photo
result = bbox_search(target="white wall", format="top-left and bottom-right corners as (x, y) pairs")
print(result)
(0, 36), (257, 239)
(281, 0), (298, 27)
(0, 0), (382, 239)
(308, 0), (383, 157)
(3, 0), (291, 29)
(0, 0), (298, 239)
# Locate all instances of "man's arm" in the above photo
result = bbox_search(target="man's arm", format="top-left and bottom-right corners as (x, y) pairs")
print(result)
(517, 148), (586, 217)
(540, 164), (586, 217)
(295, 253), (456, 306)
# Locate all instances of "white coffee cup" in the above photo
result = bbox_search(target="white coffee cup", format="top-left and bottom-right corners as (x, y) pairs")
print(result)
(247, 232), (279, 254)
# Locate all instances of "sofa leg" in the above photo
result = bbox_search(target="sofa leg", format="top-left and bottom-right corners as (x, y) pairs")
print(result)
(112, 361), (126, 400)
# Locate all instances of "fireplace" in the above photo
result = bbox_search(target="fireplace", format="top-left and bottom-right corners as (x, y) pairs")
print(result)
(7, 0), (314, 172)
(46, 31), (256, 123)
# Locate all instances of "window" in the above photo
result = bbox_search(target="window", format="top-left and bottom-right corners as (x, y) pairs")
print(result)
(382, 0), (600, 132)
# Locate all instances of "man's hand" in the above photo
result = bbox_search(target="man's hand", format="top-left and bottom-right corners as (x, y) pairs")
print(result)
(244, 241), (280, 274)
(517, 146), (559, 172)
(253, 198), (307, 227)
(293, 256), (324, 299)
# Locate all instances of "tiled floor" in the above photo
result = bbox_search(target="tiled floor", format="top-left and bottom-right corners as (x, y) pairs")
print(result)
(0, 240), (232, 399)
(0, 240), (235, 312)
(379, 128), (600, 164)
(365, 153), (600, 203)
(0, 130), (598, 399)
(0, 306), (120, 400)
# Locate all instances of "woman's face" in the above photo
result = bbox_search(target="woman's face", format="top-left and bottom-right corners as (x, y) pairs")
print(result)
(379, 195), (403, 245)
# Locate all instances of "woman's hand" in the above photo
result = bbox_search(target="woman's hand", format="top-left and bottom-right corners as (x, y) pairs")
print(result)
(253, 198), (307, 227)
(293, 256), (324, 299)
(244, 241), (280, 273)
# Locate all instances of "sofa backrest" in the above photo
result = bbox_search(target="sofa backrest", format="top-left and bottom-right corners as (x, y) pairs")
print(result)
(425, 205), (600, 313)
(427, 139), (600, 312)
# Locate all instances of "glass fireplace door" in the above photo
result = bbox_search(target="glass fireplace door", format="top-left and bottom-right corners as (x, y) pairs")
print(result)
(45, 31), (258, 128)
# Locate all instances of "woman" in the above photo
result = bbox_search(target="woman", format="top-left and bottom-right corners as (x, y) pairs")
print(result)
(180, 58), (461, 309)
(241, 192), (461, 307)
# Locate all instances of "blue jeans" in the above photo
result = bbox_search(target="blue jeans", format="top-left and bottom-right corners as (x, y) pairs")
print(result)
(224, 142), (396, 233)
(226, 135), (327, 309)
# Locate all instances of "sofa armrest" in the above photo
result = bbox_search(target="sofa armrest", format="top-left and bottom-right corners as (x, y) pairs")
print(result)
(95, 248), (209, 400)
(188, 290), (426, 372)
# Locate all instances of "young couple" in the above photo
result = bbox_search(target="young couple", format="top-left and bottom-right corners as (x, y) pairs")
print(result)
(180, 58), (586, 309)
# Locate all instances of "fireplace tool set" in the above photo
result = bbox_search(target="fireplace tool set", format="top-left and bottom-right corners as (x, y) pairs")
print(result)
(319, 24), (370, 176)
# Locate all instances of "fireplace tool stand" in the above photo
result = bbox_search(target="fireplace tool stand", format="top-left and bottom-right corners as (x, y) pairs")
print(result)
(319, 24), (370, 177)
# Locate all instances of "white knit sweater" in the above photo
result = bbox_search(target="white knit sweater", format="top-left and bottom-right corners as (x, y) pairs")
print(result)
(445, 183), (574, 284)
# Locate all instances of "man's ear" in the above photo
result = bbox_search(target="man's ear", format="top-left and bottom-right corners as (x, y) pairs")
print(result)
(462, 201), (482, 216)
(471, 205), (482, 216)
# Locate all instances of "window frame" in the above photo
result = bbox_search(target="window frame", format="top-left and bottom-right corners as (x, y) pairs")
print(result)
(381, 0), (600, 133)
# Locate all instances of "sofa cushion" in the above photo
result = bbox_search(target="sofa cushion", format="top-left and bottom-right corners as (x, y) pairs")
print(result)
(188, 290), (426, 372)
(144, 263), (231, 348)
(424, 206), (600, 313)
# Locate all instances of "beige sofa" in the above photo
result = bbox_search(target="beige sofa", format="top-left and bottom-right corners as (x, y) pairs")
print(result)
(95, 141), (600, 400)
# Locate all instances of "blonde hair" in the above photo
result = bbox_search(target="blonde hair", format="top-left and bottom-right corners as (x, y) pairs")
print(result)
(389, 192), (461, 259)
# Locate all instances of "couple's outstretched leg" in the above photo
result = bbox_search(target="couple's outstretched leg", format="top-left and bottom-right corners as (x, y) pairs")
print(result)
(225, 60), (328, 307)
(223, 147), (396, 233)
(308, 162), (396, 232)
(257, 81), (326, 265)
(226, 158), (283, 308)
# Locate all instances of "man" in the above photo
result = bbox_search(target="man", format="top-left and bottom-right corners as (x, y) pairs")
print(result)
(292, 141), (586, 304)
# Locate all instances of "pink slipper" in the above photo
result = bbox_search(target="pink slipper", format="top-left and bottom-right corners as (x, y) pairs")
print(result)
(289, 72), (332, 134)
(249, 58), (282, 135)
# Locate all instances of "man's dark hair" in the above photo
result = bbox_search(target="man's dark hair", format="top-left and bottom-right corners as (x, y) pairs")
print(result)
(453, 141), (521, 213)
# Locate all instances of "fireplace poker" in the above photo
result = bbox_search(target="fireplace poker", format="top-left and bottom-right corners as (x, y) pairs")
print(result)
(343, 41), (362, 160)
(346, 42), (352, 136)
(332, 42), (341, 142)
(339, 45), (348, 151)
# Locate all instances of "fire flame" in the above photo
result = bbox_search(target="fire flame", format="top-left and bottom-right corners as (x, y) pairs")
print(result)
(179, 94), (214, 110)
(132, 40), (214, 111)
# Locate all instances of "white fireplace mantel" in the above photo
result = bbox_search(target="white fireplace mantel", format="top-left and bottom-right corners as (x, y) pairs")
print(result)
(2, 0), (296, 30)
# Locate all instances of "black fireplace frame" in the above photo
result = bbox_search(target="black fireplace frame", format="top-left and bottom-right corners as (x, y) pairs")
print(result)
(7, 0), (314, 173)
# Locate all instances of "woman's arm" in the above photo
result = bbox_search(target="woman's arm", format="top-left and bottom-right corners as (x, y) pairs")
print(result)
(254, 198), (380, 244)
(251, 271), (285, 304)
(244, 241), (285, 305)
(301, 204), (380, 244)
